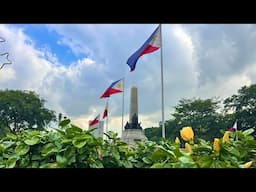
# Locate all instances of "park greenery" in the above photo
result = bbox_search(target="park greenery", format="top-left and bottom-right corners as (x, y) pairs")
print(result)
(0, 84), (256, 168)
(0, 120), (255, 168)
(145, 84), (256, 142)
(0, 90), (56, 137)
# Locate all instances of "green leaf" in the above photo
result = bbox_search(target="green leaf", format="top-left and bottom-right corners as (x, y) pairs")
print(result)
(0, 157), (5, 168)
(41, 143), (59, 157)
(211, 160), (224, 168)
(6, 133), (17, 140)
(193, 145), (212, 154)
(31, 161), (39, 168)
(39, 163), (58, 168)
(72, 139), (87, 148)
(64, 146), (76, 165)
(15, 143), (30, 156)
(158, 146), (176, 158)
(54, 140), (63, 149)
(30, 130), (40, 136)
(151, 162), (165, 168)
(0, 141), (15, 149)
(243, 128), (254, 136)
(24, 136), (40, 146)
(142, 157), (152, 164)
(198, 157), (212, 168)
(3, 153), (10, 158)
(31, 154), (41, 161)
(19, 155), (30, 167)
(112, 149), (120, 160)
(104, 131), (118, 139)
(72, 135), (94, 148)
(59, 119), (71, 127)
(122, 160), (133, 168)
(6, 157), (18, 168)
(66, 127), (82, 136)
(56, 154), (68, 166)
(227, 147), (240, 157)
(61, 138), (73, 144)
(178, 156), (192, 164)
(89, 160), (104, 168)
(55, 129), (66, 135)
(178, 155), (197, 168)
(151, 149), (168, 161)
(0, 144), (5, 152)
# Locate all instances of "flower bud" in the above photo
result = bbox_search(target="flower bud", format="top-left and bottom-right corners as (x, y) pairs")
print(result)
(180, 126), (194, 141)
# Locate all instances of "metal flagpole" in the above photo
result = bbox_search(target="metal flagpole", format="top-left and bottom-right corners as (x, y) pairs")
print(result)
(106, 98), (109, 134)
(121, 77), (125, 132)
(160, 24), (165, 138)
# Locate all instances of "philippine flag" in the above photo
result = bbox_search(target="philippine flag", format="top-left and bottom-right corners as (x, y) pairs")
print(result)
(100, 79), (123, 99)
(89, 114), (100, 128)
(127, 25), (161, 71)
(102, 101), (108, 119)
(228, 120), (237, 131)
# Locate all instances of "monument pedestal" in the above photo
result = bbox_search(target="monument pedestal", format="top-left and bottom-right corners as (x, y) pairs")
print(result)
(121, 129), (148, 147)
(121, 86), (147, 147)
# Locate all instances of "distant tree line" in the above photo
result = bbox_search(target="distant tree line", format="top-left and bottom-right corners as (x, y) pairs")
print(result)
(145, 84), (256, 142)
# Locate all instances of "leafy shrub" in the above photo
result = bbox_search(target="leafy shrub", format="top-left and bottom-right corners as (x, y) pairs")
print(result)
(0, 120), (255, 168)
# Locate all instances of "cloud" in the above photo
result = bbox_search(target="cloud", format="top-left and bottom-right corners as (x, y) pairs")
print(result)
(182, 24), (256, 86)
(0, 24), (109, 124)
(0, 67), (16, 82)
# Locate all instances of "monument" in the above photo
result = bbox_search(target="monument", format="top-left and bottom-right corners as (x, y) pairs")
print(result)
(121, 86), (147, 147)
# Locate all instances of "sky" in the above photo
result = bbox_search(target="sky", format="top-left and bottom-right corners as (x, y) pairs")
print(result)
(0, 24), (256, 136)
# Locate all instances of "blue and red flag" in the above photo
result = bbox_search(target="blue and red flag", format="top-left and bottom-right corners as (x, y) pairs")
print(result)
(127, 25), (161, 71)
(102, 101), (108, 119)
(89, 114), (100, 128)
(100, 79), (123, 99)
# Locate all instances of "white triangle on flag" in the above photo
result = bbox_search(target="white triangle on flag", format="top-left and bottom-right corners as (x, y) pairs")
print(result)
(233, 120), (237, 130)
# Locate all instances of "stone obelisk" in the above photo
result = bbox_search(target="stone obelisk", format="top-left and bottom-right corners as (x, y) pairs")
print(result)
(121, 86), (147, 147)
(129, 86), (138, 123)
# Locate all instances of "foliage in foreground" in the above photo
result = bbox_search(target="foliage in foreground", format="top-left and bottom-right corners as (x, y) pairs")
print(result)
(0, 119), (255, 168)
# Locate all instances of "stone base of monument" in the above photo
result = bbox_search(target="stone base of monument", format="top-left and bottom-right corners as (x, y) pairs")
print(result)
(121, 129), (148, 147)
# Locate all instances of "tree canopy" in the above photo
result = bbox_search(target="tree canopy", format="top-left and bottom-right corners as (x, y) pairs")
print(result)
(224, 84), (256, 133)
(0, 90), (56, 134)
(145, 90), (247, 142)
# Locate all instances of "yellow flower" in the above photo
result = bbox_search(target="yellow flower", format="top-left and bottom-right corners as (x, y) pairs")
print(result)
(222, 131), (229, 143)
(244, 161), (253, 168)
(213, 138), (220, 152)
(180, 126), (194, 141)
(185, 143), (192, 153)
(175, 137), (180, 145)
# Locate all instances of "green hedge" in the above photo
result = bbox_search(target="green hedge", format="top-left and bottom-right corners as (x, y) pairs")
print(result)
(0, 120), (255, 168)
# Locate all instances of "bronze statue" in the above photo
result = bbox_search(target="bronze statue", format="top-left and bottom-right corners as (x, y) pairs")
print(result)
(125, 113), (142, 130)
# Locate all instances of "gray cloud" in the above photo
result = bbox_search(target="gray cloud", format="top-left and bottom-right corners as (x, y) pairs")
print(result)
(182, 24), (256, 86)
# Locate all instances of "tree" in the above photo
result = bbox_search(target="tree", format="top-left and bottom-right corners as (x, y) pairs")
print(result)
(144, 126), (161, 143)
(171, 98), (223, 141)
(224, 84), (256, 132)
(0, 90), (56, 133)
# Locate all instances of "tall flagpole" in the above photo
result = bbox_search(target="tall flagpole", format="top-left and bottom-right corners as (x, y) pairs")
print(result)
(160, 24), (165, 138)
(106, 98), (109, 134)
(121, 77), (125, 132)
